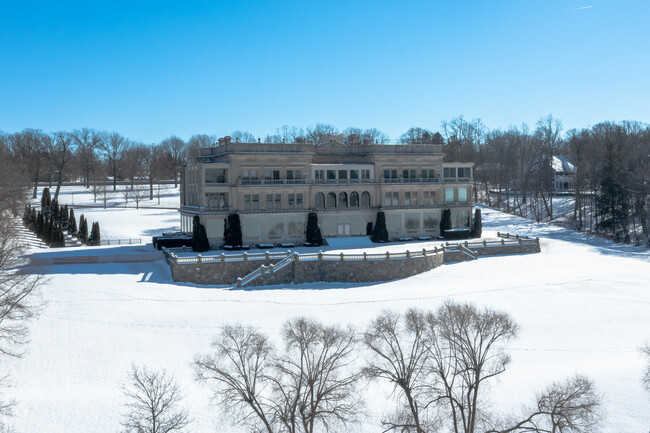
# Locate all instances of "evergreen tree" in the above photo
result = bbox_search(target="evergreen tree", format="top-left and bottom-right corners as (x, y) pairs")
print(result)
(305, 213), (323, 246)
(596, 141), (629, 237)
(225, 213), (242, 246)
(371, 211), (389, 243)
(36, 212), (44, 238)
(192, 216), (210, 252)
(51, 199), (59, 221)
(88, 221), (101, 246)
(41, 187), (51, 212)
(68, 208), (77, 235)
(79, 215), (88, 243)
(440, 209), (452, 236)
(61, 204), (69, 229)
(471, 208), (482, 238)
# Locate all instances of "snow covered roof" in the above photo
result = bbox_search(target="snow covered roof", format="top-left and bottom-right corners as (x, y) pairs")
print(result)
(552, 155), (576, 173)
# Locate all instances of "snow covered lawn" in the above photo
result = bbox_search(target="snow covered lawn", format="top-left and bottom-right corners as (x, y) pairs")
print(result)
(10, 189), (650, 432)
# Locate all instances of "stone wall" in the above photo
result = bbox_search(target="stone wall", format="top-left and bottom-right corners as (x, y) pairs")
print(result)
(166, 239), (540, 287)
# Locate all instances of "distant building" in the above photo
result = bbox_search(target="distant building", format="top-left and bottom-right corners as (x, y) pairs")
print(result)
(179, 136), (474, 246)
(552, 155), (576, 192)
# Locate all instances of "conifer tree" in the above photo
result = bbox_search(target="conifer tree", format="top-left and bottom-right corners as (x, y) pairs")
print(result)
(305, 212), (323, 246)
(88, 222), (101, 246)
(192, 215), (210, 252)
(225, 213), (242, 247)
(61, 204), (69, 229)
(51, 199), (59, 221)
(440, 208), (452, 236)
(371, 211), (389, 242)
(79, 215), (88, 243)
(68, 208), (77, 235)
(471, 208), (482, 238)
(41, 187), (51, 212)
(36, 212), (44, 238)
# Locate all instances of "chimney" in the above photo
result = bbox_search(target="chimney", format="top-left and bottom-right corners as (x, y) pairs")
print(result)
(218, 137), (225, 146)
(224, 136), (232, 145)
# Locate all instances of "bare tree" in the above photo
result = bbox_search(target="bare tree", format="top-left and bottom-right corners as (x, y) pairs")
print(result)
(48, 131), (75, 201)
(121, 365), (190, 433)
(95, 183), (116, 209)
(195, 319), (362, 433)
(231, 130), (256, 143)
(642, 343), (650, 393)
(12, 129), (49, 198)
(185, 134), (215, 163)
(306, 124), (339, 145)
(99, 131), (128, 190)
(442, 116), (485, 162)
(363, 310), (439, 433)
(265, 125), (305, 144)
(399, 127), (443, 145)
(195, 324), (276, 433)
(486, 375), (602, 433)
(70, 128), (101, 188)
(534, 114), (564, 220)
(160, 136), (186, 187)
(130, 184), (148, 209)
(274, 318), (362, 433)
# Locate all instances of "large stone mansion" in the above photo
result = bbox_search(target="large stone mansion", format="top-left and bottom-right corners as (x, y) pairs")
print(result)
(179, 136), (474, 246)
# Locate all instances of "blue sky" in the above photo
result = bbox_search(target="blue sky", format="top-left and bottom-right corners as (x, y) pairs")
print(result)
(1, 0), (649, 143)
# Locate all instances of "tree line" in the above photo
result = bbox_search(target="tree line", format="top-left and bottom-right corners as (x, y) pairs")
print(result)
(2, 116), (648, 244)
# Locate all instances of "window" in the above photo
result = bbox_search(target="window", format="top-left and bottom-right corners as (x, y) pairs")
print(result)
(289, 193), (303, 209)
(361, 170), (370, 180)
(443, 167), (457, 179)
(244, 194), (260, 210)
(350, 170), (359, 180)
(458, 187), (468, 202)
(405, 191), (417, 206)
(445, 188), (455, 203)
(266, 194), (282, 210)
(403, 169), (416, 179)
(315, 192), (325, 208)
(205, 168), (226, 184)
(338, 192), (348, 207)
(385, 192), (399, 206)
(315, 170), (324, 180)
(422, 169), (435, 179)
(206, 193), (228, 208)
(327, 170), (336, 180)
(423, 191), (436, 205)
(350, 192), (359, 207)
(272, 170), (280, 181)
(326, 192), (337, 208)
(287, 169), (302, 181)
(457, 167), (472, 178)
(361, 191), (371, 207)
(384, 169), (398, 179)
(338, 170), (348, 180)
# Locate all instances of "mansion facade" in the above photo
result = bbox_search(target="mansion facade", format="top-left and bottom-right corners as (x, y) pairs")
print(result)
(179, 137), (474, 246)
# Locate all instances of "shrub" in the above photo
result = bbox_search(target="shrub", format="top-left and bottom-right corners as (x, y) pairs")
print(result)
(440, 209), (452, 236)
(192, 215), (210, 252)
(471, 208), (482, 238)
(305, 213), (323, 246)
(371, 211), (389, 243)
(224, 213), (242, 247)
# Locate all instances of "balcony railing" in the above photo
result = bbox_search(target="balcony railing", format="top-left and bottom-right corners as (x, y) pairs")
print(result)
(239, 178), (308, 185)
(380, 177), (441, 183)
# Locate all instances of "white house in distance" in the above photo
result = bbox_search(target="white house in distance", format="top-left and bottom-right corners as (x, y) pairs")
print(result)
(179, 136), (474, 246)
(552, 155), (576, 192)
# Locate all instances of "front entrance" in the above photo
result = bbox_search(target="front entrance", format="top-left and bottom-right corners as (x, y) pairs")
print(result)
(337, 223), (351, 236)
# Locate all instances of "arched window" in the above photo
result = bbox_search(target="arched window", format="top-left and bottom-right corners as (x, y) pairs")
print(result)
(326, 192), (337, 208)
(361, 191), (371, 207)
(315, 192), (325, 208)
(338, 192), (348, 208)
(350, 192), (359, 207)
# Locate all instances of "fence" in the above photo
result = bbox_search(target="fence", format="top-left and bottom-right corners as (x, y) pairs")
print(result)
(101, 238), (142, 246)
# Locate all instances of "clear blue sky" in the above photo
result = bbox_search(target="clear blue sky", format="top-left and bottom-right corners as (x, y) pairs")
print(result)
(1, 0), (649, 143)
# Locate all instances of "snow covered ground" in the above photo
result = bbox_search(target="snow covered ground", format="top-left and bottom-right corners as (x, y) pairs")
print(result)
(8, 186), (650, 432)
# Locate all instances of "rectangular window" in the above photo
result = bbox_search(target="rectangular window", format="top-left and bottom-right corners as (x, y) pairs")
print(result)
(403, 169), (416, 179)
(315, 170), (324, 180)
(457, 167), (471, 178)
(266, 194), (273, 209)
(361, 169), (370, 180)
(286, 170), (294, 180)
(338, 170), (348, 180)
(445, 187), (455, 203)
(274, 194), (281, 208)
(410, 191), (417, 206)
(272, 170), (280, 180)
(206, 193), (228, 208)
(405, 192), (411, 206)
(252, 194), (259, 210)
(350, 170), (359, 180)
(288, 193), (304, 209)
(327, 170), (336, 180)
(266, 194), (281, 209)
(205, 168), (226, 184)
(385, 192), (391, 207)
(443, 167), (457, 179)
(392, 192), (399, 206)
(244, 194), (252, 210)
(383, 169), (390, 179)
(458, 187), (468, 202)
